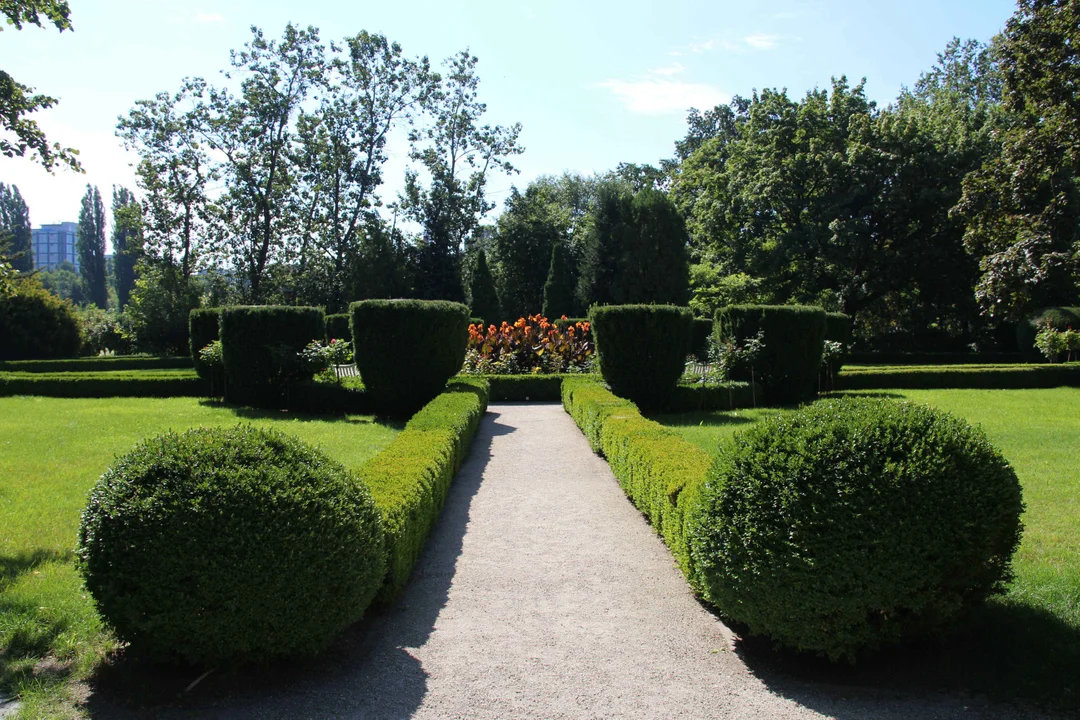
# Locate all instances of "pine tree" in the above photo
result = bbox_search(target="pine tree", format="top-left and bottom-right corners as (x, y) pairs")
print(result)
(542, 240), (576, 318)
(0, 183), (32, 273)
(469, 249), (502, 325)
(77, 184), (108, 309)
(111, 186), (140, 310)
(578, 184), (630, 310)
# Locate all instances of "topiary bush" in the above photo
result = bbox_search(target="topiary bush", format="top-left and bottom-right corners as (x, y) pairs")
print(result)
(690, 397), (1024, 661)
(589, 304), (692, 411)
(350, 299), (469, 416)
(0, 278), (81, 360)
(220, 306), (325, 407)
(76, 425), (385, 666)
(716, 305), (826, 405)
(189, 307), (222, 380)
(325, 313), (352, 344)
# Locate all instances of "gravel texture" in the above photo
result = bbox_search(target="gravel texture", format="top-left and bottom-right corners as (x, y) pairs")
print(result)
(92, 403), (1056, 719)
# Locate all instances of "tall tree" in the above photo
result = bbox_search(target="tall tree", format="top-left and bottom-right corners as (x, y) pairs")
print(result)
(616, 189), (689, 305)
(468, 249), (502, 324)
(403, 50), (523, 301)
(76, 185), (107, 308)
(493, 184), (564, 318)
(0, 183), (32, 272)
(111, 186), (140, 309)
(542, 240), (576, 318)
(954, 0), (1080, 319)
(0, 0), (79, 170)
(578, 182), (632, 309)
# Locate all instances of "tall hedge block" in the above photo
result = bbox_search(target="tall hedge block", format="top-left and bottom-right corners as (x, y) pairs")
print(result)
(716, 305), (826, 405)
(350, 299), (469, 416)
(589, 304), (693, 411)
(220, 306), (325, 407)
(189, 308), (222, 380)
(325, 313), (352, 343)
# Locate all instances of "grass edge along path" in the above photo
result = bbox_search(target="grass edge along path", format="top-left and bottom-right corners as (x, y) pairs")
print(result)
(651, 387), (1080, 712)
(0, 383), (488, 719)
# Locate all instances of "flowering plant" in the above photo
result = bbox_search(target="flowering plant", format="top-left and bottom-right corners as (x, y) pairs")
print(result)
(1035, 324), (1079, 363)
(462, 315), (594, 375)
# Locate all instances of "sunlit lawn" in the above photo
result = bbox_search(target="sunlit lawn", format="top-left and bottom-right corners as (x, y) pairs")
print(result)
(0, 396), (400, 718)
(655, 387), (1080, 710)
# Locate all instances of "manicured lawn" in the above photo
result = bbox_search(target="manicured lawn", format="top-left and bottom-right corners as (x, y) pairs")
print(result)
(0, 396), (400, 718)
(655, 387), (1080, 710)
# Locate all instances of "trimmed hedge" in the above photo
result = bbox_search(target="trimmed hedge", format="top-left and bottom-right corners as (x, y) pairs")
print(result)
(482, 373), (573, 401)
(326, 313), (352, 343)
(0, 370), (204, 398)
(220, 306), (326, 407)
(837, 363), (1080, 390)
(77, 425), (386, 665)
(716, 305), (826, 405)
(0, 280), (81, 360)
(359, 379), (488, 602)
(553, 317), (589, 331)
(847, 352), (1027, 366)
(690, 318), (713, 363)
(0, 356), (193, 372)
(351, 300), (469, 417)
(666, 381), (760, 413)
(189, 308), (223, 381)
(689, 397), (1024, 661)
(589, 304), (693, 411)
(562, 377), (710, 585)
(825, 312), (853, 346)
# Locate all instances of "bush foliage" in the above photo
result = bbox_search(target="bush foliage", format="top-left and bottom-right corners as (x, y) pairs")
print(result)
(325, 313), (352, 344)
(77, 425), (386, 665)
(716, 305), (826, 404)
(589, 304), (692, 411)
(189, 308), (222, 380)
(690, 397), (1025, 661)
(350, 299), (469, 416)
(0, 278), (81, 360)
(220, 306), (325, 407)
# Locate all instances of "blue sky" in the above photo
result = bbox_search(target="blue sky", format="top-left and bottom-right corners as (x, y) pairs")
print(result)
(2, 0), (1017, 229)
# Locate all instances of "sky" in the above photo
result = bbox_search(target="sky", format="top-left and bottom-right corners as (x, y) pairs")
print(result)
(1, 0), (1018, 232)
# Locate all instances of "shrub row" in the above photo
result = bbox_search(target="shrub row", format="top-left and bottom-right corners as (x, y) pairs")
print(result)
(358, 379), (489, 603)
(667, 381), (760, 413)
(0, 356), (193, 372)
(716, 305), (826, 405)
(837, 363), (1080, 390)
(221, 306), (325, 407)
(0, 371), (204, 398)
(485, 374), (568, 402)
(561, 377), (710, 584)
(848, 351), (1028, 366)
(590, 304), (692, 411)
(325, 313), (352, 343)
(0, 279), (82, 361)
(690, 317), (713, 362)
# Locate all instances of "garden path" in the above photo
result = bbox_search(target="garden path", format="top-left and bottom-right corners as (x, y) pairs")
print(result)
(113, 403), (1050, 720)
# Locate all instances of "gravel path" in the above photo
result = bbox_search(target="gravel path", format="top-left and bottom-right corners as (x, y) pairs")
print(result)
(99, 403), (1056, 719)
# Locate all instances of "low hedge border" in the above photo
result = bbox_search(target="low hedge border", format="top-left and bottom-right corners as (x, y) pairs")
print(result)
(483, 374), (580, 402)
(359, 378), (489, 604)
(0, 370), (205, 398)
(0, 356), (194, 373)
(837, 363), (1080, 390)
(668, 381), (760, 412)
(847, 352), (1028, 366)
(561, 377), (710, 586)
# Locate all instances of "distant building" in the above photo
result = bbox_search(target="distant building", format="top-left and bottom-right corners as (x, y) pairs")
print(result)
(31, 222), (79, 272)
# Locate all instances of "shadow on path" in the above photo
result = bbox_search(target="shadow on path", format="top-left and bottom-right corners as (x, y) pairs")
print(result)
(84, 410), (514, 720)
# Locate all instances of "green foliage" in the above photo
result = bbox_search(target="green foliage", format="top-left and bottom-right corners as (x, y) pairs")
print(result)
(494, 185), (563, 319)
(359, 381), (488, 602)
(837, 363), (1080, 390)
(75, 306), (132, 356)
(562, 378), (711, 587)
(188, 307), (222, 380)
(325, 313), (352, 343)
(542, 239), (577, 319)
(0, 183), (32, 273)
(0, 370), (204, 398)
(0, 277), (80, 360)
(690, 397), (1024, 661)
(111, 186), (140, 310)
(666, 381), (759, 413)
(77, 425), (386, 665)
(716, 305), (826, 404)
(350, 299), (469, 416)
(468, 249), (502, 326)
(0, 356), (192, 372)
(76, 184), (108, 310)
(1017, 307), (1080, 354)
(690, 317), (713, 362)
(590, 304), (693, 411)
(220, 305), (326, 407)
(485, 373), (567, 401)
(125, 262), (201, 355)
(463, 315), (593, 375)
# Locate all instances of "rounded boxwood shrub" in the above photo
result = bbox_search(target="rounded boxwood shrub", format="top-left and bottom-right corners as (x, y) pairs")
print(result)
(690, 397), (1024, 661)
(220, 305), (325, 407)
(76, 425), (385, 666)
(350, 299), (469, 416)
(589, 304), (693, 411)
(189, 307), (222, 380)
(716, 305), (826, 405)
(0, 279), (81, 360)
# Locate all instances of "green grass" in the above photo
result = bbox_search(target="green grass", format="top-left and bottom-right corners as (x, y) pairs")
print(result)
(0, 396), (400, 718)
(655, 388), (1080, 710)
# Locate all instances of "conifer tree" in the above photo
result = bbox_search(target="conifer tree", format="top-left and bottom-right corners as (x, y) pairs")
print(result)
(77, 184), (108, 308)
(0, 184), (32, 273)
(469, 249), (502, 325)
(542, 240), (576, 318)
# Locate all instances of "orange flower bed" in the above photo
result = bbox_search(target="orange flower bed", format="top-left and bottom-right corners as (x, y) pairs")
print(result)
(463, 314), (594, 374)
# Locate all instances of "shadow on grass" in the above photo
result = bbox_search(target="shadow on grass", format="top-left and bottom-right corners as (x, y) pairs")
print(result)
(648, 410), (759, 429)
(196, 398), (405, 429)
(0, 549), (72, 591)
(84, 410), (512, 719)
(728, 597), (1080, 716)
